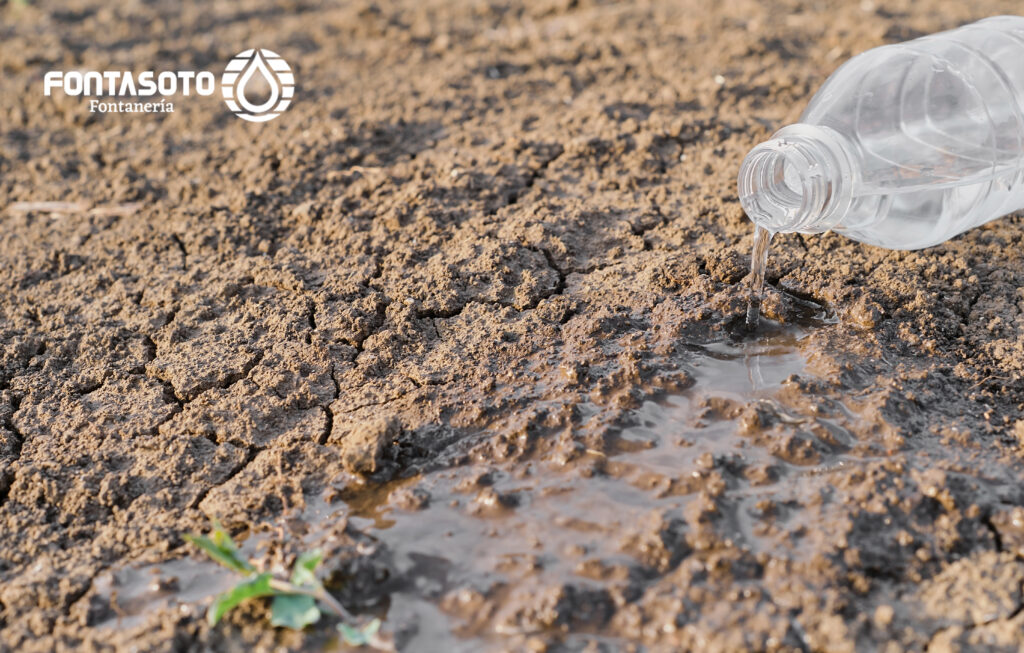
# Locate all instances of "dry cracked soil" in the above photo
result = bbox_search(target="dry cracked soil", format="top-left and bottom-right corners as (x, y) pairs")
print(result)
(5, 0), (1024, 651)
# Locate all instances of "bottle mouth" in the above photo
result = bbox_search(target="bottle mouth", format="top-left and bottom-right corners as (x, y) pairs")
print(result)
(738, 125), (851, 233)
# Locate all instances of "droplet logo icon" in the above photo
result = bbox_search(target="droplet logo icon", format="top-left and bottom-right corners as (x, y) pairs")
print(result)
(222, 49), (294, 122)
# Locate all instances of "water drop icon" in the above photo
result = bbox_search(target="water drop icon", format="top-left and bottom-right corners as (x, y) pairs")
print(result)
(222, 49), (295, 122)
(235, 50), (279, 114)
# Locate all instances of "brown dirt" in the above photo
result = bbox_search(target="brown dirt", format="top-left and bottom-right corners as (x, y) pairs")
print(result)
(4, 0), (1024, 651)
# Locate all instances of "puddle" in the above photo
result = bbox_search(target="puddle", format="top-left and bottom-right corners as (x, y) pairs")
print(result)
(94, 298), (868, 651)
(90, 557), (236, 630)
(88, 497), (355, 633)
(338, 300), (865, 650)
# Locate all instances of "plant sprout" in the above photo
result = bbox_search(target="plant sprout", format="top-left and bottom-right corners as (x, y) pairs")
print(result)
(184, 520), (388, 649)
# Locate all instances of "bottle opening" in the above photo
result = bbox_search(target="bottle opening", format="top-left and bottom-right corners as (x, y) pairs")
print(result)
(738, 125), (852, 234)
(762, 150), (803, 211)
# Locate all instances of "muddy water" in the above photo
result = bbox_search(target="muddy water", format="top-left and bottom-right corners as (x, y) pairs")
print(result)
(91, 558), (236, 631)
(345, 302), (853, 650)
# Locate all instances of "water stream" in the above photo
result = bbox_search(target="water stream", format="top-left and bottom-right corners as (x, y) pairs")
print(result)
(745, 225), (774, 329)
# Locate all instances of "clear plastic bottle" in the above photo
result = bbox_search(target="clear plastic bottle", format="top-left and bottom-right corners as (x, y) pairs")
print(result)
(738, 15), (1024, 250)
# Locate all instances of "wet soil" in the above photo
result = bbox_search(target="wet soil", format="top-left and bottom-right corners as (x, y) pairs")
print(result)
(4, 0), (1024, 651)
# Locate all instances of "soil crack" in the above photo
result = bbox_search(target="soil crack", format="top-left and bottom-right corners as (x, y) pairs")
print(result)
(170, 233), (188, 270)
(142, 334), (185, 428)
(319, 365), (342, 445)
(531, 245), (568, 300)
(189, 445), (263, 510)
(982, 513), (1004, 553)
(0, 395), (26, 511)
(510, 143), (565, 208)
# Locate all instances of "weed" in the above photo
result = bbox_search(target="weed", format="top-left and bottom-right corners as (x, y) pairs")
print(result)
(185, 520), (388, 649)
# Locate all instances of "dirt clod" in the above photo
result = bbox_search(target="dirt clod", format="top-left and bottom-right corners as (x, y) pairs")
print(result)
(336, 416), (401, 476)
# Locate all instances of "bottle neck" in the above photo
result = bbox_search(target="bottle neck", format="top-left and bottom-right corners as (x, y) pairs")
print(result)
(737, 124), (855, 234)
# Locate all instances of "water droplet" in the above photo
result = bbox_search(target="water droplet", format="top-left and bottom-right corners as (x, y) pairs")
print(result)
(234, 50), (280, 114)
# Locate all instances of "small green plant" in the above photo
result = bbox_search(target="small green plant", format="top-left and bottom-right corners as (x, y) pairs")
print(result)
(184, 520), (386, 648)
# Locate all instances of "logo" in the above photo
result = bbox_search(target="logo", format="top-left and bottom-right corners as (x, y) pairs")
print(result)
(221, 49), (294, 122)
(42, 48), (295, 122)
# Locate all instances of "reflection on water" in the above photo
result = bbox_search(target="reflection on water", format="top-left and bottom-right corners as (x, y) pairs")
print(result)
(343, 301), (862, 651)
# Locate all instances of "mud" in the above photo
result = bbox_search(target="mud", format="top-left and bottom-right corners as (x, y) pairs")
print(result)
(4, 0), (1024, 651)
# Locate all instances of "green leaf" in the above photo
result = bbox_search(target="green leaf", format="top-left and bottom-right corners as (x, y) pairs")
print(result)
(184, 521), (254, 575)
(290, 549), (324, 587)
(270, 593), (321, 629)
(185, 533), (254, 574)
(338, 618), (382, 647)
(209, 519), (246, 558)
(208, 573), (277, 625)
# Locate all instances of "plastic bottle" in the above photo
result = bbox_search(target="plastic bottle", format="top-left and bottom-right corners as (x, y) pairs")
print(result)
(738, 15), (1024, 250)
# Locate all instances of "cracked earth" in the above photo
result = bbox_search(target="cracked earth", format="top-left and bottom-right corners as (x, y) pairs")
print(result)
(5, 0), (1024, 651)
